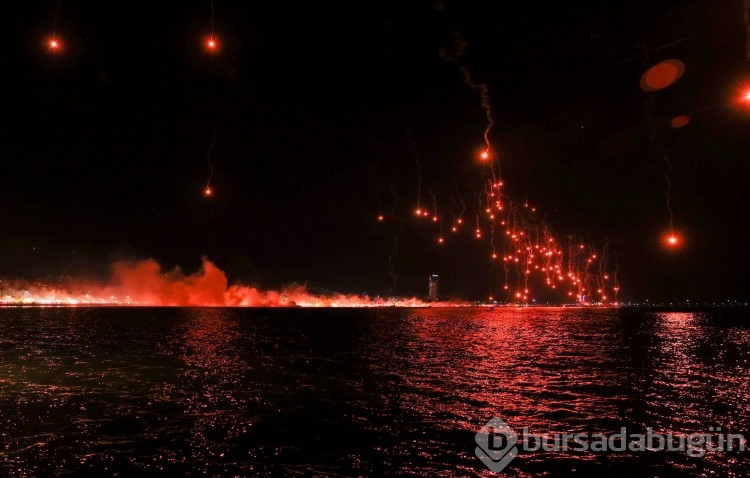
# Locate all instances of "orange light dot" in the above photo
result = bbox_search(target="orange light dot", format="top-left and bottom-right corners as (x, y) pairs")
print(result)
(205, 37), (219, 51)
(378, 215), (384, 221)
(437, 237), (444, 244)
(47, 37), (62, 52)
(451, 226), (457, 232)
(203, 187), (213, 197)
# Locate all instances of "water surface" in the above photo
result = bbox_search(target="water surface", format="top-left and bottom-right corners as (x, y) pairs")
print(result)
(0, 307), (748, 476)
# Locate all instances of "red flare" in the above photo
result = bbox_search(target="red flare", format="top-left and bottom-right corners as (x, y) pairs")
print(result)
(47, 37), (62, 52)
(205, 36), (219, 52)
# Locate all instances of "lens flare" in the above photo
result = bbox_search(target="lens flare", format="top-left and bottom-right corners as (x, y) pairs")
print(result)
(639, 59), (684, 92)
(205, 37), (219, 52)
(664, 233), (680, 247)
(47, 37), (61, 52)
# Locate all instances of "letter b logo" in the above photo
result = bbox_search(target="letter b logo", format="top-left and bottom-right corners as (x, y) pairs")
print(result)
(475, 417), (519, 473)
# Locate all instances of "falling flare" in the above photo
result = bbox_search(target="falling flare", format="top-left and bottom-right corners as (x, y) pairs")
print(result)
(47, 37), (61, 52)
(665, 233), (680, 247)
(205, 37), (219, 52)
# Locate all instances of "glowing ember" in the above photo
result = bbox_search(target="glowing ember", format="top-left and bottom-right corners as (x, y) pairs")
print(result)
(203, 187), (213, 197)
(205, 37), (218, 51)
(47, 38), (61, 51)
(663, 232), (681, 248)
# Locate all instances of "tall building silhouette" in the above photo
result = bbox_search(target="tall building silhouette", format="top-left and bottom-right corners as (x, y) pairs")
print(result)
(428, 274), (439, 301)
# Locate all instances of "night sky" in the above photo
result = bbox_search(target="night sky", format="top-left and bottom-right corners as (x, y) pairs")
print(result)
(2, 0), (749, 302)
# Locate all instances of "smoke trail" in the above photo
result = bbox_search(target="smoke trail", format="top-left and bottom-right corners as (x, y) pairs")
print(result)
(387, 184), (402, 294)
(428, 188), (438, 218)
(209, 0), (216, 36)
(387, 223), (403, 294)
(644, 92), (675, 232)
(460, 65), (494, 153)
(204, 131), (217, 195)
(405, 125), (422, 212)
(440, 32), (495, 153)
(457, 188), (466, 223)
(52, 0), (63, 35)
(663, 150), (674, 230)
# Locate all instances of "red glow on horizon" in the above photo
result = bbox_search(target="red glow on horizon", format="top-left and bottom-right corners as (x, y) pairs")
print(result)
(0, 258), (444, 307)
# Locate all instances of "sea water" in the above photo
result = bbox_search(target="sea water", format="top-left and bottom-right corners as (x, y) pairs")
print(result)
(0, 306), (748, 476)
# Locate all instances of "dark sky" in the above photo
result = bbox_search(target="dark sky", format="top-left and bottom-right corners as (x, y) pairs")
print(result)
(1, 0), (749, 302)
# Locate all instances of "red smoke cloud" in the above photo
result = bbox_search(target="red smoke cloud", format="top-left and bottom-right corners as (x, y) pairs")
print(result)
(1, 257), (440, 307)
